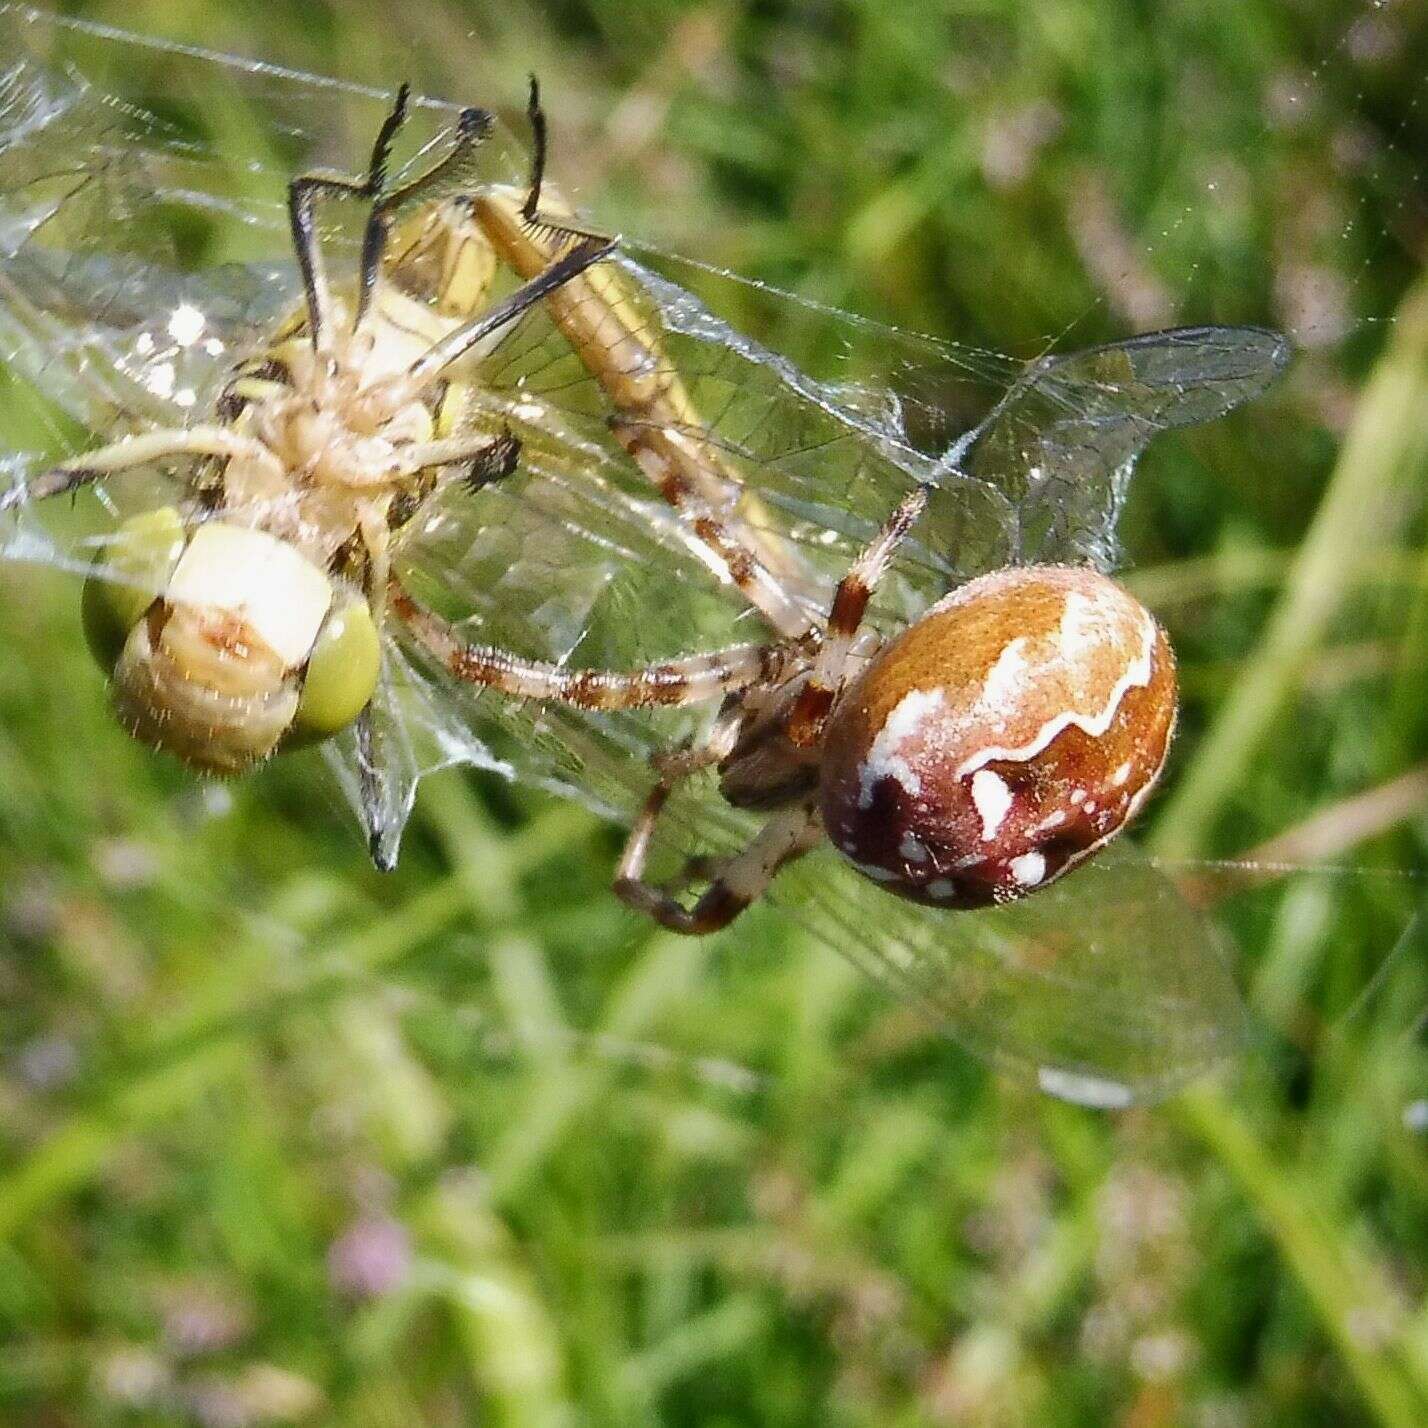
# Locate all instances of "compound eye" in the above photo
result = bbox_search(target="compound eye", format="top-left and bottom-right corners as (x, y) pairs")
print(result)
(81, 506), (187, 672)
(290, 593), (381, 743)
(819, 566), (1177, 909)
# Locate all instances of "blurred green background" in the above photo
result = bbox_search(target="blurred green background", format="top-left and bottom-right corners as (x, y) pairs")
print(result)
(2, 0), (1428, 1423)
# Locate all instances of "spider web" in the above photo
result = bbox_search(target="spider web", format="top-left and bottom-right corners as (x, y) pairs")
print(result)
(0, 2), (1421, 1103)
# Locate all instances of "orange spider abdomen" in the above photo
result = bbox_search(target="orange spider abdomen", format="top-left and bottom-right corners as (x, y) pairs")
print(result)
(818, 565), (1176, 909)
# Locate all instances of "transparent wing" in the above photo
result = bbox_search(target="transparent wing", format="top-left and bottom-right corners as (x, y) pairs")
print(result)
(0, 40), (307, 585)
(778, 843), (1246, 1103)
(473, 254), (1290, 614)
(0, 51), (295, 441)
(950, 324), (1292, 569)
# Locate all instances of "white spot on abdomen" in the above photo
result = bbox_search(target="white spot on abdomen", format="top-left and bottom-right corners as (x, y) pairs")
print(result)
(1009, 850), (1046, 887)
(970, 768), (1013, 841)
(857, 686), (944, 809)
(981, 636), (1029, 711)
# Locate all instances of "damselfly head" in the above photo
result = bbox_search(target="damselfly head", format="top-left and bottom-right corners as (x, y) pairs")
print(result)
(819, 565), (1177, 908)
(83, 511), (380, 774)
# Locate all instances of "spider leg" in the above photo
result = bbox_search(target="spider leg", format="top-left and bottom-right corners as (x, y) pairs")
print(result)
(650, 706), (745, 781)
(615, 803), (821, 935)
(614, 704), (740, 902)
(0, 425), (280, 514)
(390, 579), (783, 709)
(614, 422), (816, 640)
(784, 483), (928, 748)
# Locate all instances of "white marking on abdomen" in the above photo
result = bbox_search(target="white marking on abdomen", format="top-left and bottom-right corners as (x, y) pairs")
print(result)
(1009, 850), (1046, 887)
(970, 768), (1013, 841)
(1056, 589), (1110, 659)
(981, 636), (1029, 710)
(956, 607), (1157, 778)
(857, 687), (944, 809)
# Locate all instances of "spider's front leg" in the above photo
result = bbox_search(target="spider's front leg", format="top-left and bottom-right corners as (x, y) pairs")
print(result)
(383, 579), (789, 888)
(390, 580), (782, 709)
(784, 484), (929, 748)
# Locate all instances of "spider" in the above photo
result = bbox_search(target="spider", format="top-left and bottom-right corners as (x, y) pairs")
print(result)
(392, 475), (1176, 924)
